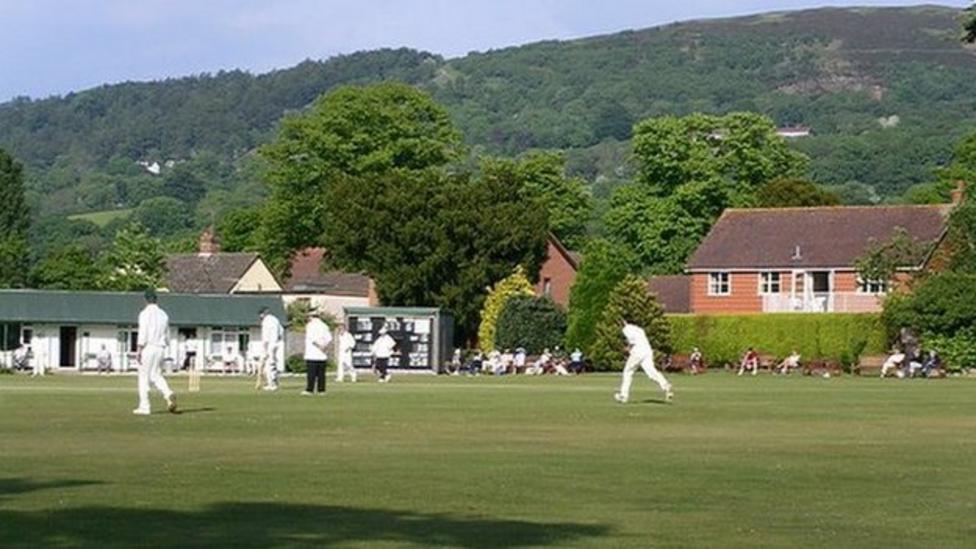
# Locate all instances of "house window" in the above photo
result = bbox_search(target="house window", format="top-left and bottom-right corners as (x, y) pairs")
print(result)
(759, 272), (781, 295)
(543, 278), (553, 297)
(858, 278), (888, 295)
(708, 272), (731, 296)
(0, 323), (22, 351)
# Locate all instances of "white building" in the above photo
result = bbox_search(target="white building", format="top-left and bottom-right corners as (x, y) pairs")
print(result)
(0, 290), (286, 373)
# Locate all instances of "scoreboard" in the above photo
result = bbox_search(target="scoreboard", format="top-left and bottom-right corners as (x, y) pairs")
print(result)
(343, 307), (454, 372)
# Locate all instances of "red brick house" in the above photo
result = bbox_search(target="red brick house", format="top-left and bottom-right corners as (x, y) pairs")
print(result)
(534, 234), (581, 308)
(683, 203), (955, 314)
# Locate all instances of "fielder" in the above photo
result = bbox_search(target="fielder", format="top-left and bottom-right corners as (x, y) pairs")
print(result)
(258, 307), (283, 391)
(303, 310), (332, 394)
(133, 290), (177, 415)
(371, 328), (396, 383)
(336, 326), (357, 383)
(614, 318), (673, 404)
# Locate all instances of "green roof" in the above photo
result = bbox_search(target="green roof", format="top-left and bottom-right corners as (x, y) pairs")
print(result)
(0, 290), (285, 327)
(343, 306), (447, 318)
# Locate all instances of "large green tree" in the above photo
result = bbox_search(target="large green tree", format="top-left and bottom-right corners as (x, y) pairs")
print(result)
(964, 3), (976, 43)
(0, 148), (30, 288)
(606, 112), (808, 273)
(565, 239), (638, 353)
(322, 167), (548, 342)
(100, 223), (167, 291)
(756, 178), (840, 208)
(257, 82), (463, 272)
(477, 266), (535, 353)
(484, 151), (592, 250)
(495, 295), (568, 354)
(132, 197), (194, 237)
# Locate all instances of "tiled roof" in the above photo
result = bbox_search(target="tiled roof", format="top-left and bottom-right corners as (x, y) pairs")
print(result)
(687, 205), (952, 270)
(164, 253), (260, 294)
(648, 275), (690, 314)
(284, 248), (371, 297)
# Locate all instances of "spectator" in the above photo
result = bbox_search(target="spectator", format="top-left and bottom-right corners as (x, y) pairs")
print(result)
(689, 347), (703, 375)
(526, 349), (551, 375)
(776, 350), (801, 375)
(513, 347), (527, 374)
(498, 349), (514, 375)
(921, 350), (941, 377)
(569, 348), (584, 375)
(449, 348), (462, 376)
(880, 348), (906, 378)
(96, 344), (113, 374)
(737, 347), (759, 376)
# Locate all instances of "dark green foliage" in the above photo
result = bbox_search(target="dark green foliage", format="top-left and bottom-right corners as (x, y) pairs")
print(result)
(31, 245), (102, 290)
(756, 178), (840, 207)
(322, 168), (549, 343)
(963, 3), (976, 43)
(0, 148), (29, 288)
(99, 223), (166, 291)
(132, 197), (194, 237)
(216, 207), (262, 252)
(589, 275), (671, 371)
(853, 228), (927, 289)
(669, 313), (887, 366)
(495, 296), (567, 354)
(565, 239), (637, 352)
(257, 82), (463, 272)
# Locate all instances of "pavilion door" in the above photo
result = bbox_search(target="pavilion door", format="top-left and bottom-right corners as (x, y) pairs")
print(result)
(59, 326), (77, 368)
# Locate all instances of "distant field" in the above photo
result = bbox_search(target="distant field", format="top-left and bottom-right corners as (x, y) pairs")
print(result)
(67, 208), (133, 227)
(1, 373), (974, 547)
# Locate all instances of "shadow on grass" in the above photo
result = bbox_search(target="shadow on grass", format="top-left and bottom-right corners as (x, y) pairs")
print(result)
(0, 501), (610, 547)
(171, 407), (217, 415)
(638, 398), (670, 405)
(0, 478), (104, 500)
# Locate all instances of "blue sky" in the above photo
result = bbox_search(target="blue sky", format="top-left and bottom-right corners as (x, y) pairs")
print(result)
(0, 1), (969, 101)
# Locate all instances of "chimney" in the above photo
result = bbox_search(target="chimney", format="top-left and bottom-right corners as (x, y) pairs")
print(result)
(951, 180), (967, 206)
(198, 226), (221, 255)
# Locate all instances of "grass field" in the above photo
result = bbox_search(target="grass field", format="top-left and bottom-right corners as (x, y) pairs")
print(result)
(1, 373), (974, 548)
(66, 208), (133, 227)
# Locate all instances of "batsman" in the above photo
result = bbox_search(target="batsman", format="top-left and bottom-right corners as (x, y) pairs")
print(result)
(257, 307), (283, 391)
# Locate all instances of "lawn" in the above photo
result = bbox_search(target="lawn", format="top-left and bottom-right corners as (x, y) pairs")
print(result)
(66, 208), (133, 227)
(1, 373), (974, 548)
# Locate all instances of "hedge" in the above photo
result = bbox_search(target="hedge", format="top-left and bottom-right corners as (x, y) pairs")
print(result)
(668, 313), (887, 367)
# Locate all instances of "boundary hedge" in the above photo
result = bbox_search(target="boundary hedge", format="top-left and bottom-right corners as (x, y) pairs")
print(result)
(669, 314), (887, 367)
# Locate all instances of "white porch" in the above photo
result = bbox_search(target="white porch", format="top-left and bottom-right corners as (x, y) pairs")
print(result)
(761, 270), (884, 313)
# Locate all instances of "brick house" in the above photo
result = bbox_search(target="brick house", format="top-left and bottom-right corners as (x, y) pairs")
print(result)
(164, 228), (282, 294)
(535, 234), (581, 308)
(282, 248), (378, 323)
(683, 203), (956, 314)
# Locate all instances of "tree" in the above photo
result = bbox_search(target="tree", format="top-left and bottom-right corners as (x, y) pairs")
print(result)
(216, 207), (262, 252)
(132, 197), (194, 237)
(477, 266), (536, 352)
(162, 163), (208, 205)
(495, 295), (567, 354)
(100, 223), (166, 291)
(565, 239), (637, 352)
(589, 275), (671, 371)
(31, 245), (102, 290)
(0, 148), (30, 288)
(508, 151), (592, 250)
(756, 178), (840, 208)
(854, 228), (928, 291)
(322, 167), (548, 343)
(257, 82), (463, 272)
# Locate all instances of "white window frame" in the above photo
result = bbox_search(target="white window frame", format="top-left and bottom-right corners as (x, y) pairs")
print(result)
(758, 272), (781, 295)
(857, 277), (889, 295)
(708, 272), (731, 296)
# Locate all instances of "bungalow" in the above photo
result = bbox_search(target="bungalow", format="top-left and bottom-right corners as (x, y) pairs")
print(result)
(0, 290), (285, 372)
(164, 228), (281, 294)
(683, 203), (954, 314)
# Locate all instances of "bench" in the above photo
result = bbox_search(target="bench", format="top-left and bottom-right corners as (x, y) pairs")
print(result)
(665, 354), (707, 374)
(757, 354), (777, 372)
(802, 359), (843, 377)
(855, 355), (887, 376)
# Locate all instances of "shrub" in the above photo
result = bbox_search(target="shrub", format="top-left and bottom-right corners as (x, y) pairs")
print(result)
(589, 274), (671, 370)
(923, 328), (976, 372)
(565, 239), (637, 351)
(495, 295), (567, 354)
(286, 354), (307, 373)
(477, 266), (535, 352)
(669, 313), (887, 367)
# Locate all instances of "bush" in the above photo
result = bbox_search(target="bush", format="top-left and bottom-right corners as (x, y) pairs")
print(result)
(495, 295), (567, 354)
(565, 239), (636, 351)
(589, 274), (671, 371)
(923, 328), (976, 372)
(286, 354), (307, 373)
(669, 313), (887, 367)
(478, 266), (535, 353)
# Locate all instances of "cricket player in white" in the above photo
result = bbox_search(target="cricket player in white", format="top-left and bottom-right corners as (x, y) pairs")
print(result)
(336, 327), (357, 383)
(614, 319), (673, 404)
(371, 328), (396, 383)
(259, 307), (283, 391)
(134, 290), (177, 415)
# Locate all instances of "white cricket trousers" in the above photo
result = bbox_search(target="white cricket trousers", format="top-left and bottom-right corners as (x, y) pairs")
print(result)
(336, 352), (357, 382)
(619, 351), (671, 400)
(262, 345), (279, 387)
(138, 345), (173, 411)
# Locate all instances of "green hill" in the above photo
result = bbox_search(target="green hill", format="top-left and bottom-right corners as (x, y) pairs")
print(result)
(2, 5), (975, 220)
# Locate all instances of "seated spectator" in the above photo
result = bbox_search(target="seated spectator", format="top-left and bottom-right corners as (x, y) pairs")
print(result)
(689, 347), (703, 374)
(222, 346), (243, 374)
(776, 350), (801, 375)
(569, 348), (585, 375)
(96, 344), (113, 374)
(449, 348), (463, 375)
(467, 351), (484, 375)
(526, 349), (551, 375)
(921, 350), (941, 377)
(880, 348), (906, 378)
(737, 347), (759, 376)
(513, 347), (527, 374)
(12, 343), (31, 371)
(498, 349), (514, 375)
